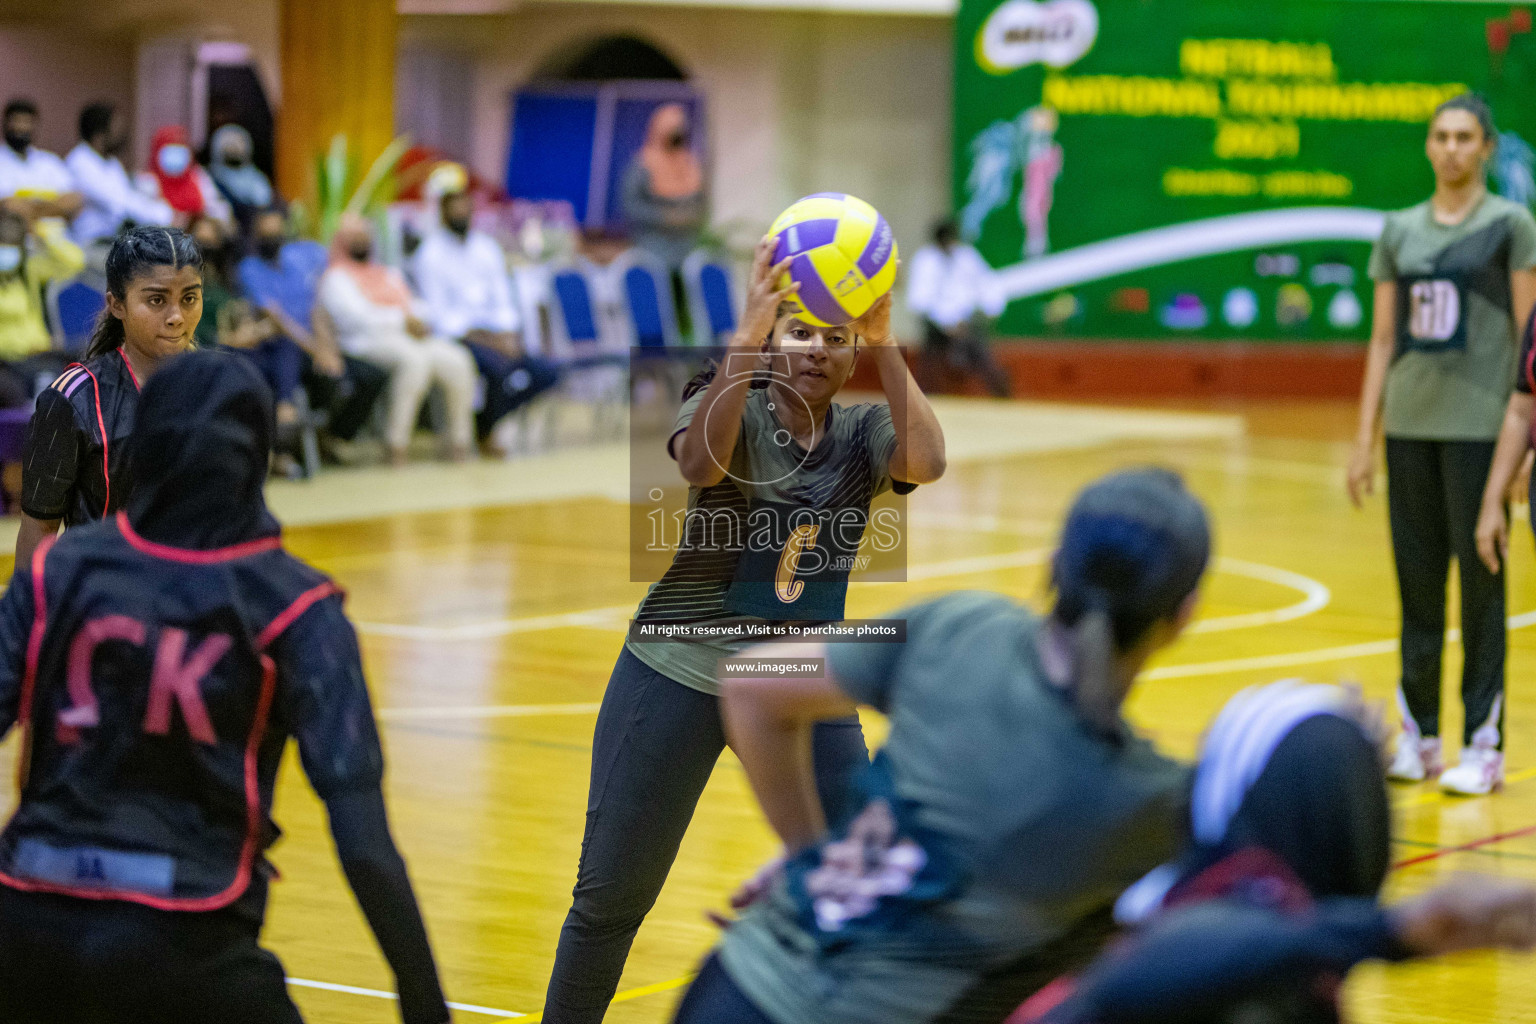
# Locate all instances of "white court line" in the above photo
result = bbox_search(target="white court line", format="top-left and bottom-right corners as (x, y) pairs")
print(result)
(1189, 558), (1331, 634)
(377, 609), (1536, 719)
(380, 701), (604, 721)
(285, 976), (523, 1018)
(1145, 609), (1536, 681)
(360, 605), (634, 641)
(357, 527), (1331, 642)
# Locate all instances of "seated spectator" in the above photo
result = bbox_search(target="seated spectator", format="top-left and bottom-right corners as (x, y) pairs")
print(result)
(320, 215), (475, 464)
(411, 186), (560, 452)
(187, 214), (269, 351)
(138, 125), (233, 230)
(0, 99), (84, 223)
(621, 103), (706, 274)
(908, 217), (1012, 398)
(207, 124), (273, 235)
(236, 208), (386, 468)
(65, 102), (173, 249)
(0, 206), (82, 407)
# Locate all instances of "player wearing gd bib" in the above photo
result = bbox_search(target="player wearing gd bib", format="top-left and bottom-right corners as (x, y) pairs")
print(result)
(542, 236), (946, 1024)
(1348, 93), (1536, 795)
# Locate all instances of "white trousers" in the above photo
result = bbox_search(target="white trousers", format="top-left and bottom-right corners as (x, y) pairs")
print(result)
(348, 331), (476, 450)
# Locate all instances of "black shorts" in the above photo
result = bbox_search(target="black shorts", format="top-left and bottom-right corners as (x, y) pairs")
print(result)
(0, 885), (302, 1024)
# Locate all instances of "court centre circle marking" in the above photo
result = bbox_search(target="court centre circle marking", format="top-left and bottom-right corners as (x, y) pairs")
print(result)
(358, 513), (1330, 641)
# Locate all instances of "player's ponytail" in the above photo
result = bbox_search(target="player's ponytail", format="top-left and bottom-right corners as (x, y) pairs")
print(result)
(84, 226), (203, 360)
(1051, 468), (1211, 654)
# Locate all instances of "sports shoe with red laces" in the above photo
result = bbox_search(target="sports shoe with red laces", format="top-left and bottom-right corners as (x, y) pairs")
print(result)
(1439, 746), (1504, 796)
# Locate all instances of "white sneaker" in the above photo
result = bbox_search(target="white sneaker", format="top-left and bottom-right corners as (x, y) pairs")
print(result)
(1439, 747), (1504, 796)
(1387, 734), (1442, 782)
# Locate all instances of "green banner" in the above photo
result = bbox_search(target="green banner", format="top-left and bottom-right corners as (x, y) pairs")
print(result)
(954, 0), (1536, 339)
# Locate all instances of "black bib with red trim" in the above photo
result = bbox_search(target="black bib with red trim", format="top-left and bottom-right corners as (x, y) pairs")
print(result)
(0, 514), (332, 913)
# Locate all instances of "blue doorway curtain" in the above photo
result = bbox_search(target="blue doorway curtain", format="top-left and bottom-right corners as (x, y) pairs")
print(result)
(507, 81), (703, 229)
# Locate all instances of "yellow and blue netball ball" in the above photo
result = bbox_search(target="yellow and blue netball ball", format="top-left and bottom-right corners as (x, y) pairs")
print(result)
(770, 193), (898, 328)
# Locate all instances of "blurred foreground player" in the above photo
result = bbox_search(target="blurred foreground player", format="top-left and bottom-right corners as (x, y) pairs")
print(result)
(0, 351), (448, 1024)
(671, 469), (1208, 1024)
(1016, 679), (1536, 1024)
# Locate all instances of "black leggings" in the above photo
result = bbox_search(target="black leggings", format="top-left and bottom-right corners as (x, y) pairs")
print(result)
(1386, 437), (1505, 748)
(0, 886), (302, 1023)
(543, 647), (870, 1024)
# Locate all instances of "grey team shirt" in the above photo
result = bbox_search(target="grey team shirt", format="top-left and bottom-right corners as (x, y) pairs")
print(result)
(627, 386), (904, 695)
(1369, 194), (1536, 440)
(719, 591), (1189, 1024)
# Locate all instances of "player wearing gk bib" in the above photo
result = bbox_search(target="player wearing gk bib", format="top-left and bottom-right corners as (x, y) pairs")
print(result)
(670, 470), (1205, 1024)
(0, 353), (448, 1024)
(1348, 94), (1536, 796)
(16, 227), (201, 568)
(542, 236), (946, 1024)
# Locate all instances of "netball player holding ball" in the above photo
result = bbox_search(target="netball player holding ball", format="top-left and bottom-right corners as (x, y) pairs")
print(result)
(544, 195), (946, 1024)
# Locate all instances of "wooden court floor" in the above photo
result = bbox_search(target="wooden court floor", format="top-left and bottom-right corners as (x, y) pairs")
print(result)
(3, 396), (1536, 1023)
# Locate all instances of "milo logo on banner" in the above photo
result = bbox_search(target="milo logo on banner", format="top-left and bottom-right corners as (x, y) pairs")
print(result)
(977, 0), (1099, 74)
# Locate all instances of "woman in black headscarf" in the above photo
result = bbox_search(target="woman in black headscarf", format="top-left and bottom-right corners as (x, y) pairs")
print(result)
(0, 350), (449, 1023)
(1015, 680), (1536, 1024)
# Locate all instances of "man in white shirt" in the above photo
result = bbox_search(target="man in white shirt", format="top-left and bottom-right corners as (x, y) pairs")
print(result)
(0, 99), (83, 223)
(906, 218), (1012, 398)
(410, 187), (560, 446)
(65, 102), (174, 246)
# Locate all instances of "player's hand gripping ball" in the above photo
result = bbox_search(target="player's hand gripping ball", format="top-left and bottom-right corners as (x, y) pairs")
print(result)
(771, 193), (898, 328)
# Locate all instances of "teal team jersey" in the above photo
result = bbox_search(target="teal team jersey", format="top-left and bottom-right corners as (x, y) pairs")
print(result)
(718, 591), (1189, 1024)
(628, 386), (912, 695)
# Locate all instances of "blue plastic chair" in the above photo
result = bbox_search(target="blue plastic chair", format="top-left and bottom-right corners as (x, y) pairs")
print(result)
(552, 268), (602, 347)
(48, 279), (107, 353)
(616, 253), (681, 351)
(682, 248), (738, 345)
(541, 261), (628, 444)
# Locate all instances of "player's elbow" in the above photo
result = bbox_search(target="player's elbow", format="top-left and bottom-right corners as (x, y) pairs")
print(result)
(897, 450), (947, 486)
(677, 447), (727, 488)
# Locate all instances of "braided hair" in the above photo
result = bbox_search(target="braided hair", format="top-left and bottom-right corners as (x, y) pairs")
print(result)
(84, 226), (203, 361)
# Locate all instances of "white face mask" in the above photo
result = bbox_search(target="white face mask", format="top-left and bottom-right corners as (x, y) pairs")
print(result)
(0, 245), (21, 274)
(158, 144), (192, 176)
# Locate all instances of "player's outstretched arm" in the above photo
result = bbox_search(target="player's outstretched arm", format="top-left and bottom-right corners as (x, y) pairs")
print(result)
(855, 290), (946, 485)
(279, 599), (450, 1024)
(720, 641), (858, 852)
(326, 788), (451, 1024)
(675, 236), (795, 487)
(1038, 877), (1536, 1024)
